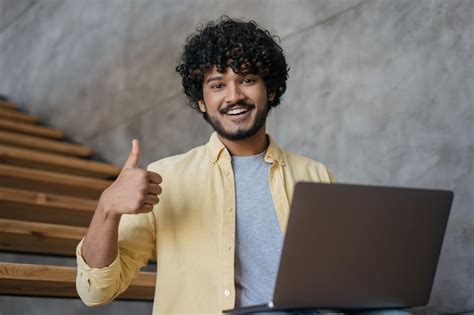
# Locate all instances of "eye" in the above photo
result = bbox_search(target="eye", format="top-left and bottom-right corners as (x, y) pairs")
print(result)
(242, 78), (256, 85)
(210, 83), (224, 90)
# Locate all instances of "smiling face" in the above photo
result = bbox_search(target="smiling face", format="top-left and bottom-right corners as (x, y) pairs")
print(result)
(198, 66), (274, 141)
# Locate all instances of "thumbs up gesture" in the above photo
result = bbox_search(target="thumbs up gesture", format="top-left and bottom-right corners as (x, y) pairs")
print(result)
(98, 139), (162, 216)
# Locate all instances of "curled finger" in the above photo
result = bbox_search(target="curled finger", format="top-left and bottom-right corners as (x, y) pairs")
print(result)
(144, 194), (159, 205)
(147, 171), (162, 184)
(148, 183), (162, 195)
(140, 203), (154, 213)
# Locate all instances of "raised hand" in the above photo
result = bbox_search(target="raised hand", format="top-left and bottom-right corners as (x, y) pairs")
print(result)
(98, 139), (162, 216)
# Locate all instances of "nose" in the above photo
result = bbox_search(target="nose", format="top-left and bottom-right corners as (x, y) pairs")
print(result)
(225, 82), (245, 104)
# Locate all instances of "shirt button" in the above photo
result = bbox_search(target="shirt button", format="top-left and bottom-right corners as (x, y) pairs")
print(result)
(228, 207), (233, 212)
(227, 245), (232, 251)
(224, 290), (231, 296)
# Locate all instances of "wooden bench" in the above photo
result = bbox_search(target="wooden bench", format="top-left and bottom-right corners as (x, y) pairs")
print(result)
(0, 262), (155, 300)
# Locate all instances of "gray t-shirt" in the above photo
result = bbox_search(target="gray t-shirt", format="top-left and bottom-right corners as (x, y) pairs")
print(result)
(232, 152), (284, 307)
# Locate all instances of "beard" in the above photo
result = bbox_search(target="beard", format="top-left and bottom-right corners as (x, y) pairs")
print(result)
(202, 101), (270, 141)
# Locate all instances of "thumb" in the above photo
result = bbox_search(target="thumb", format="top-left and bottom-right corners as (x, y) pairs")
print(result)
(124, 139), (140, 168)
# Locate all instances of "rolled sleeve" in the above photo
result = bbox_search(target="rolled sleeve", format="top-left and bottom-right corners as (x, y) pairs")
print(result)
(75, 211), (156, 307)
(76, 239), (122, 306)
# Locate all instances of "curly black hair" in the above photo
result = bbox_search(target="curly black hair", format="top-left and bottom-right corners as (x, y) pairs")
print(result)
(176, 16), (289, 112)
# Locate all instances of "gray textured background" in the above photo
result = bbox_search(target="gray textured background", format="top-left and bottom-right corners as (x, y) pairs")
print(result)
(0, 0), (472, 314)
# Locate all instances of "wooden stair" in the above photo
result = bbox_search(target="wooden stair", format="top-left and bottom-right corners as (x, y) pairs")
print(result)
(0, 187), (96, 227)
(0, 218), (85, 256)
(0, 119), (64, 139)
(0, 108), (38, 124)
(0, 262), (155, 300)
(0, 130), (92, 157)
(0, 164), (111, 199)
(0, 100), (17, 111)
(0, 144), (121, 178)
(0, 98), (155, 301)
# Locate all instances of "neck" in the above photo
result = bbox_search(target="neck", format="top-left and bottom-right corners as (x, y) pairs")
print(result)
(218, 127), (268, 156)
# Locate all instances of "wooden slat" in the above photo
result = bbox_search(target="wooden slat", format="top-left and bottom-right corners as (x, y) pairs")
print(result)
(0, 109), (38, 124)
(0, 164), (110, 199)
(0, 218), (85, 256)
(0, 262), (155, 300)
(0, 144), (121, 178)
(0, 189), (157, 262)
(0, 119), (64, 139)
(0, 130), (92, 157)
(0, 187), (96, 227)
(0, 100), (17, 111)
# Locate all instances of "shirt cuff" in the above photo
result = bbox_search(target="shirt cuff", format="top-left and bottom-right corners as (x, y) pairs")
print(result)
(76, 238), (122, 305)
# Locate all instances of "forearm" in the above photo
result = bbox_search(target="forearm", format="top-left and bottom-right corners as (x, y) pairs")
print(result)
(77, 140), (160, 307)
(82, 202), (122, 268)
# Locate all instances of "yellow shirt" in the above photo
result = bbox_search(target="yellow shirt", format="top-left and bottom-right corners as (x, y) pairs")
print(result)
(76, 132), (335, 314)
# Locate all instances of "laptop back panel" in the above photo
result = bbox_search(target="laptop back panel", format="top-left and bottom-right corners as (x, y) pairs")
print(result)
(272, 183), (453, 310)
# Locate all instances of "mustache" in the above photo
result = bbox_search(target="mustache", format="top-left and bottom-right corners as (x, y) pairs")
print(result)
(219, 101), (256, 114)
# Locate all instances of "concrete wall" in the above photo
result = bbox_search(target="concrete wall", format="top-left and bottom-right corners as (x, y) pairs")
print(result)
(0, 0), (472, 314)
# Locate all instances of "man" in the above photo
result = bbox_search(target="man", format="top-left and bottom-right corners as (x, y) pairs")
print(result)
(76, 17), (335, 313)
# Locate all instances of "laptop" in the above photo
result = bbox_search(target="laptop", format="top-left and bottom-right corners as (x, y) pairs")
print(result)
(224, 182), (454, 314)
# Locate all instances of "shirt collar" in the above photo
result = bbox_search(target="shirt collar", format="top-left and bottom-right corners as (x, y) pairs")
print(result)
(206, 132), (284, 165)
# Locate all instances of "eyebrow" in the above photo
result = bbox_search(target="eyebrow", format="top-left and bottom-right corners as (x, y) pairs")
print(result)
(205, 76), (223, 83)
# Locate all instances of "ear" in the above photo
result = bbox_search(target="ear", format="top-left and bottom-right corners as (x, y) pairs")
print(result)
(197, 100), (207, 113)
(268, 91), (276, 102)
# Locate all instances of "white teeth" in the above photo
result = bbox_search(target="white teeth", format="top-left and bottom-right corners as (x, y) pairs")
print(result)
(227, 108), (249, 115)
